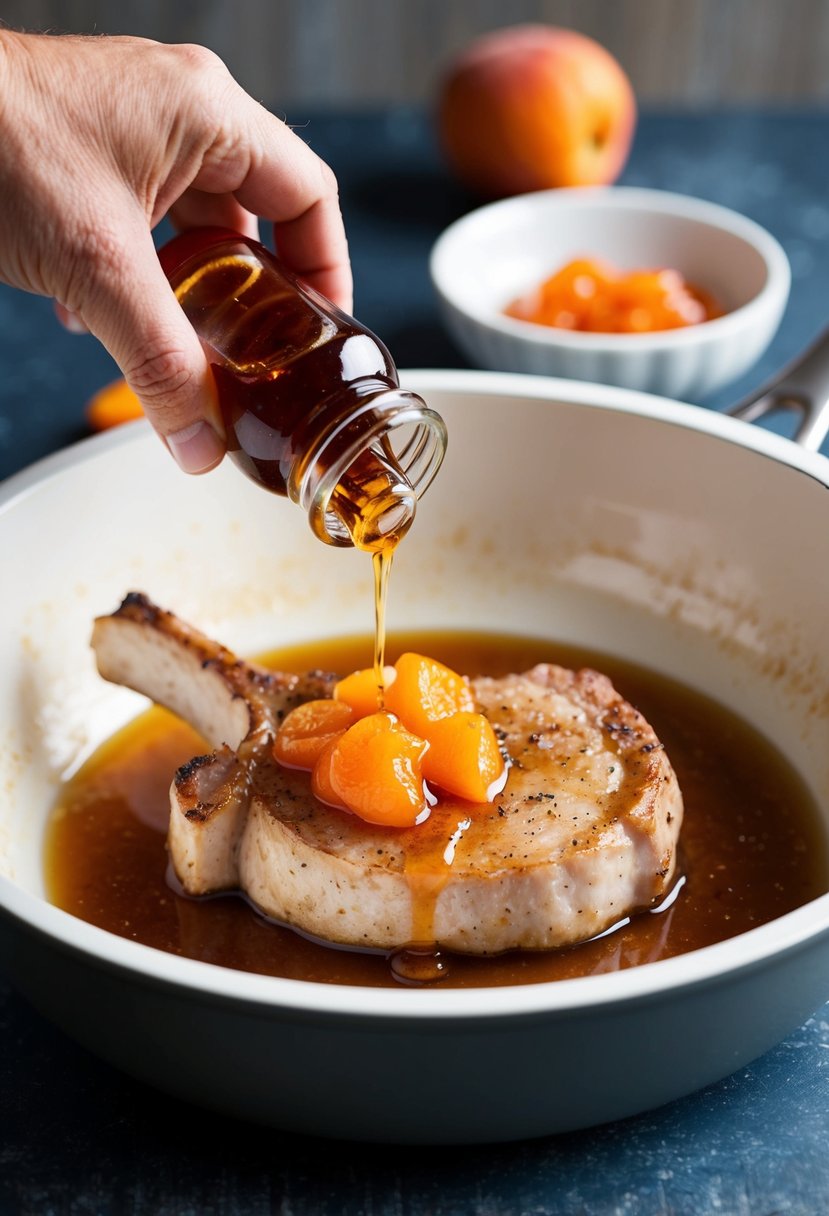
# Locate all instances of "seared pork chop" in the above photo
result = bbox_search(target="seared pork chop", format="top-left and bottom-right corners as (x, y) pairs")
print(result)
(92, 594), (683, 954)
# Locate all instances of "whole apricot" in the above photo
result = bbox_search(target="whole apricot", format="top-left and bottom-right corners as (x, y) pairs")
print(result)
(438, 25), (637, 197)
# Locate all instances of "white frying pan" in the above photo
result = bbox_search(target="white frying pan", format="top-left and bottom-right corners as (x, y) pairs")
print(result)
(0, 350), (827, 1143)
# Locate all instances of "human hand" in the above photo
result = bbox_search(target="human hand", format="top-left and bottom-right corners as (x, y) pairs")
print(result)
(0, 30), (352, 472)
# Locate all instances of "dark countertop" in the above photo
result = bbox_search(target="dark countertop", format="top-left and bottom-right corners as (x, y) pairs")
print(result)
(1, 109), (828, 1214)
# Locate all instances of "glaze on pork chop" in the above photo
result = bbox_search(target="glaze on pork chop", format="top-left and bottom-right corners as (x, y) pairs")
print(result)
(91, 594), (683, 955)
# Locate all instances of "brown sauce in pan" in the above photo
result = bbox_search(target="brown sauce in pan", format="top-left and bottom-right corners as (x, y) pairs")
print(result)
(45, 632), (828, 988)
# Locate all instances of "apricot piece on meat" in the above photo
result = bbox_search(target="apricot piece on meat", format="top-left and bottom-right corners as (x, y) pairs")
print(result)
(384, 653), (475, 739)
(311, 734), (349, 810)
(323, 711), (430, 828)
(273, 699), (355, 770)
(422, 711), (506, 803)
(334, 665), (396, 718)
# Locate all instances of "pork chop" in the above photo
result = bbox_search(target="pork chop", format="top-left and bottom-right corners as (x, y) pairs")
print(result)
(91, 593), (683, 954)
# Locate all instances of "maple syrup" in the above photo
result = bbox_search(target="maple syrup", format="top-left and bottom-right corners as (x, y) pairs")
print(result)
(159, 228), (446, 553)
(160, 227), (445, 695)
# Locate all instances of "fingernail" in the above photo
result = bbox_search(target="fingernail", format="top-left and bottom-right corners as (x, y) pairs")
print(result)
(166, 421), (224, 473)
(63, 312), (88, 334)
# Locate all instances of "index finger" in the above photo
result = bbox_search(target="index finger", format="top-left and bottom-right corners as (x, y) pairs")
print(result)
(191, 101), (353, 312)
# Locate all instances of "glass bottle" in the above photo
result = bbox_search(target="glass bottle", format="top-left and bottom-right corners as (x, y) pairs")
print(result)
(158, 227), (446, 552)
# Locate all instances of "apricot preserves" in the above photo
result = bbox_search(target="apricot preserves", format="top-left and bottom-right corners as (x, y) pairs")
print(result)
(505, 257), (722, 333)
(277, 652), (506, 827)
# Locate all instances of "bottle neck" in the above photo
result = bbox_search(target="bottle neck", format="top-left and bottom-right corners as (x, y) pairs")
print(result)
(158, 229), (448, 550)
(290, 382), (447, 550)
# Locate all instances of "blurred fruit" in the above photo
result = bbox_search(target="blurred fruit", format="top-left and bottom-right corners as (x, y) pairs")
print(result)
(438, 24), (637, 197)
(86, 378), (143, 431)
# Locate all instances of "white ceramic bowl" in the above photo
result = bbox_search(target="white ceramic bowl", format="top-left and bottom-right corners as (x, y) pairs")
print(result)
(430, 187), (790, 399)
(1, 369), (828, 1144)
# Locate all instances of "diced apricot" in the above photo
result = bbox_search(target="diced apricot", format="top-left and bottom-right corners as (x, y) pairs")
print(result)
(422, 711), (506, 803)
(384, 653), (475, 739)
(86, 378), (144, 431)
(273, 699), (355, 770)
(325, 711), (430, 828)
(505, 257), (722, 334)
(334, 665), (396, 718)
(281, 655), (507, 824)
(311, 735), (349, 810)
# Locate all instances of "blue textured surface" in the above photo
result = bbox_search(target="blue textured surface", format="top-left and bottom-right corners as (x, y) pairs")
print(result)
(2, 108), (829, 482)
(1, 110), (829, 1213)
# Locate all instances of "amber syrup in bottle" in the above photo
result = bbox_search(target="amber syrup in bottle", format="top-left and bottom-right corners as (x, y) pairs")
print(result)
(159, 227), (446, 685)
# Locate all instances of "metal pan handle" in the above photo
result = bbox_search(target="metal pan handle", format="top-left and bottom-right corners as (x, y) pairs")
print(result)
(729, 327), (829, 452)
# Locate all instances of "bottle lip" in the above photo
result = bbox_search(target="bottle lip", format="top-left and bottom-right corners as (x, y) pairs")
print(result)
(295, 387), (448, 547)
(157, 227), (256, 279)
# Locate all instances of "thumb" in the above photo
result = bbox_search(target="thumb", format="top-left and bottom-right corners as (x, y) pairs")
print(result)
(75, 224), (225, 474)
